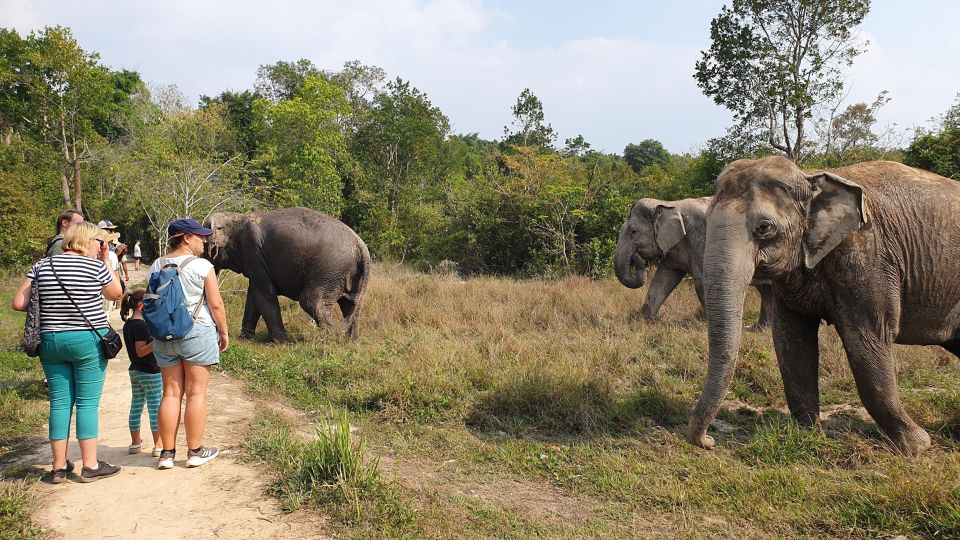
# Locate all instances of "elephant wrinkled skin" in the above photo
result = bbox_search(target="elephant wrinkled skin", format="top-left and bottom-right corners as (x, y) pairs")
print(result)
(206, 207), (371, 342)
(614, 197), (774, 329)
(689, 157), (960, 455)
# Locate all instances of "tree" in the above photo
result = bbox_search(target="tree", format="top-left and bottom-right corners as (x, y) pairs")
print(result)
(252, 76), (352, 215)
(623, 139), (671, 173)
(19, 26), (117, 212)
(904, 94), (960, 180)
(254, 59), (321, 103)
(351, 78), (450, 258)
(503, 88), (555, 148)
(694, 0), (870, 161)
(562, 135), (591, 157)
(120, 102), (250, 251)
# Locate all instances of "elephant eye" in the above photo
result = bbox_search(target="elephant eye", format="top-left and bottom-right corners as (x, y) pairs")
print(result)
(754, 220), (777, 240)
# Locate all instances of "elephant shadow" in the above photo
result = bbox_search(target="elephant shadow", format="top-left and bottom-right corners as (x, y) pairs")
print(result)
(465, 378), (693, 442)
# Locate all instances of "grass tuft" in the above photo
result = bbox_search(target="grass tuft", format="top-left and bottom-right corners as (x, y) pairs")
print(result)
(737, 418), (843, 467)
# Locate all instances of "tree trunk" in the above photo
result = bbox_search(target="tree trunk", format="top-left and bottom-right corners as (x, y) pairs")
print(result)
(73, 159), (82, 213)
(61, 172), (71, 209)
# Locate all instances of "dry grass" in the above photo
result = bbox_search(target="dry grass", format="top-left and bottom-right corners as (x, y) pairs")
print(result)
(130, 264), (960, 536)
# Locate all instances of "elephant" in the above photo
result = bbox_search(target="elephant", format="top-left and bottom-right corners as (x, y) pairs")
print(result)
(206, 207), (371, 342)
(688, 156), (960, 455)
(614, 196), (774, 329)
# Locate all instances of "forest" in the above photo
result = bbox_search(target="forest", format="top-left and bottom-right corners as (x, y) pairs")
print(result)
(2, 21), (956, 277)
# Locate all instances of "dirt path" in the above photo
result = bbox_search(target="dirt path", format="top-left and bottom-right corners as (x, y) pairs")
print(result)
(18, 267), (327, 539)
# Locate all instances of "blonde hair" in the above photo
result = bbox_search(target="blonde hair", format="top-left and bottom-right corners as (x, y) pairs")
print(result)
(62, 222), (101, 254)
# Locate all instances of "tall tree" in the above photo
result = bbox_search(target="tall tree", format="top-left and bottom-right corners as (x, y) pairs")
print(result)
(623, 139), (671, 173)
(254, 58), (321, 103)
(19, 26), (117, 211)
(503, 88), (555, 148)
(905, 94), (960, 180)
(694, 0), (870, 161)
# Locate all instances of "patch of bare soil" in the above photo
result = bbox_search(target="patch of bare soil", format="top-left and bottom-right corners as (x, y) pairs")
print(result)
(17, 271), (327, 539)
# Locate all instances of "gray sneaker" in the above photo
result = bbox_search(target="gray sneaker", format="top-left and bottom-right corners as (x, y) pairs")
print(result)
(185, 447), (219, 468)
(49, 460), (74, 484)
(78, 461), (121, 483)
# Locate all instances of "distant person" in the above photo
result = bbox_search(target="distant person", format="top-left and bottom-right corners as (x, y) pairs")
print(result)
(100, 226), (125, 311)
(46, 210), (84, 257)
(149, 219), (229, 469)
(133, 240), (142, 271)
(120, 289), (163, 458)
(97, 220), (120, 252)
(112, 243), (131, 309)
(12, 222), (123, 483)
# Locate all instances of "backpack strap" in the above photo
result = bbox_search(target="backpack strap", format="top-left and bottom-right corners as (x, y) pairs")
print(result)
(177, 256), (206, 319)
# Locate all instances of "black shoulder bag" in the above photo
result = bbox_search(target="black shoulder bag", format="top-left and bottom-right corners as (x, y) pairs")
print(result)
(21, 260), (45, 357)
(49, 259), (123, 359)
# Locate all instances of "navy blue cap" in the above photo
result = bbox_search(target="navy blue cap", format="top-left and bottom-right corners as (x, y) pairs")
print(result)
(168, 218), (213, 237)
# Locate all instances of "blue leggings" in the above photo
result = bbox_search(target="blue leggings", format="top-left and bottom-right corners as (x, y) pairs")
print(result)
(39, 330), (107, 440)
(128, 370), (162, 432)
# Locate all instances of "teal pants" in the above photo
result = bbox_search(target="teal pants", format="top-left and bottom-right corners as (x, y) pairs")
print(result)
(39, 330), (107, 440)
(128, 370), (162, 432)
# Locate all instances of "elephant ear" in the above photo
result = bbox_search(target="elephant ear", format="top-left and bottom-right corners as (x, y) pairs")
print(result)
(803, 172), (869, 269)
(654, 205), (686, 254)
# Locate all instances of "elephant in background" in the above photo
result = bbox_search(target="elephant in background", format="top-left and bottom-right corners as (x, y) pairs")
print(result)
(614, 197), (774, 329)
(690, 157), (960, 455)
(206, 207), (371, 342)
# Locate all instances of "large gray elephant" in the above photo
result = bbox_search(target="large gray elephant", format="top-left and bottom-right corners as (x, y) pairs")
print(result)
(206, 207), (371, 342)
(614, 197), (774, 328)
(688, 157), (960, 455)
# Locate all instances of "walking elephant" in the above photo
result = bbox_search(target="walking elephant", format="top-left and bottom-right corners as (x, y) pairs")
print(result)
(689, 157), (960, 455)
(206, 207), (371, 342)
(614, 197), (774, 329)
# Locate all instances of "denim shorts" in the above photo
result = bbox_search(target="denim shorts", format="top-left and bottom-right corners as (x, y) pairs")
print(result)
(152, 323), (220, 368)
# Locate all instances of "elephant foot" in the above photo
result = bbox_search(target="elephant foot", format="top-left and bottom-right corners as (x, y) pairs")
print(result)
(238, 330), (256, 341)
(270, 333), (290, 344)
(640, 305), (656, 321)
(687, 432), (715, 450)
(889, 427), (932, 456)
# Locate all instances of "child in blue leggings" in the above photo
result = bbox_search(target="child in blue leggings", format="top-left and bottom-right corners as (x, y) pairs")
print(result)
(120, 289), (163, 456)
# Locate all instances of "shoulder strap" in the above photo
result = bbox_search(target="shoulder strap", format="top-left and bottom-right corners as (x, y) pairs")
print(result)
(48, 258), (109, 344)
(170, 256), (207, 319)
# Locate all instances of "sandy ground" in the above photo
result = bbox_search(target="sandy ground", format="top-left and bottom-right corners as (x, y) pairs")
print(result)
(18, 267), (327, 539)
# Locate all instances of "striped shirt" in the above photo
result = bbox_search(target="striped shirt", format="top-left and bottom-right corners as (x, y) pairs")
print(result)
(26, 254), (112, 333)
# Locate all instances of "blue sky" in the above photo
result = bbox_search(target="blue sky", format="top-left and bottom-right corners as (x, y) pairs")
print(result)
(4, 0), (959, 154)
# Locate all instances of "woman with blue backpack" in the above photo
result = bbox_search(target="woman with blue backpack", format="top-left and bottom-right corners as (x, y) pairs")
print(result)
(145, 219), (228, 470)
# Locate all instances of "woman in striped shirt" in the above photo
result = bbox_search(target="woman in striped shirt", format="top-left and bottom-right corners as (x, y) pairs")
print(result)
(12, 222), (124, 483)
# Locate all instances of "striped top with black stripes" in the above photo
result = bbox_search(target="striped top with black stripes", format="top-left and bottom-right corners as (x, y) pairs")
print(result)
(27, 254), (113, 333)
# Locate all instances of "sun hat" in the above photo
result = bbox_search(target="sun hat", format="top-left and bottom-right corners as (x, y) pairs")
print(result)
(168, 218), (213, 237)
(94, 229), (121, 243)
(97, 220), (119, 230)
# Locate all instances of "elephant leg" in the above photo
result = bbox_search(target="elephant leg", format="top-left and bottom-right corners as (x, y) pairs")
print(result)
(640, 266), (686, 320)
(771, 301), (821, 425)
(239, 284), (262, 340)
(943, 337), (960, 359)
(750, 283), (775, 332)
(836, 322), (931, 455)
(249, 277), (288, 343)
(337, 297), (357, 332)
(299, 286), (339, 331)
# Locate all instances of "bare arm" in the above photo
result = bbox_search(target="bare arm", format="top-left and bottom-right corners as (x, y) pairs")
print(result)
(204, 270), (229, 352)
(98, 244), (123, 301)
(11, 279), (31, 312)
(135, 339), (153, 357)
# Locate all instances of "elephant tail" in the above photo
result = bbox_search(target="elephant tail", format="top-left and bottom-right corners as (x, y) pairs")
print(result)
(342, 240), (371, 338)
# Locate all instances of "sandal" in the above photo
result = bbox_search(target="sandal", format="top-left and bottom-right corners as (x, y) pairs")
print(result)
(128, 443), (142, 454)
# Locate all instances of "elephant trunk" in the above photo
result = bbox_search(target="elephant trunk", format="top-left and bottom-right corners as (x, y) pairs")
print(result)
(614, 224), (646, 289)
(688, 205), (756, 449)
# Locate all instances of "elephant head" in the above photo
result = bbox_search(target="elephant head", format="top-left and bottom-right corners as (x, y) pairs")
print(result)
(688, 156), (868, 448)
(205, 211), (245, 273)
(614, 198), (688, 289)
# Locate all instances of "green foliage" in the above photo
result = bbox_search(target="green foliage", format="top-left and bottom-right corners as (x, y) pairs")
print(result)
(503, 88), (556, 149)
(623, 139), (670, 173)
(737, 419), (843, 466)
(253, 76), (351, 215)
(905, 94), (960, 179)
(243, 411), (419, 537)
(0, 480), (42, 540)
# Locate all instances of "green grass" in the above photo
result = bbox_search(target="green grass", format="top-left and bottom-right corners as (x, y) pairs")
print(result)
(0, 271), (47, 540)
(216, 263), (960, 539)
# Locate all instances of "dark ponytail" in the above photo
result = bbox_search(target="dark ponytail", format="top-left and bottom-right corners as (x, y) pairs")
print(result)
(120, 288), (146, 321)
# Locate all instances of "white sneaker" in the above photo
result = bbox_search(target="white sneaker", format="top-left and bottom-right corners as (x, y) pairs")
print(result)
(186, 447), (219, 468)
(158, 450), (175, 470)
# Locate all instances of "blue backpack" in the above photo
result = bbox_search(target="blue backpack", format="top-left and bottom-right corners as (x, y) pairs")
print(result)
(143, 257), (205, 341)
